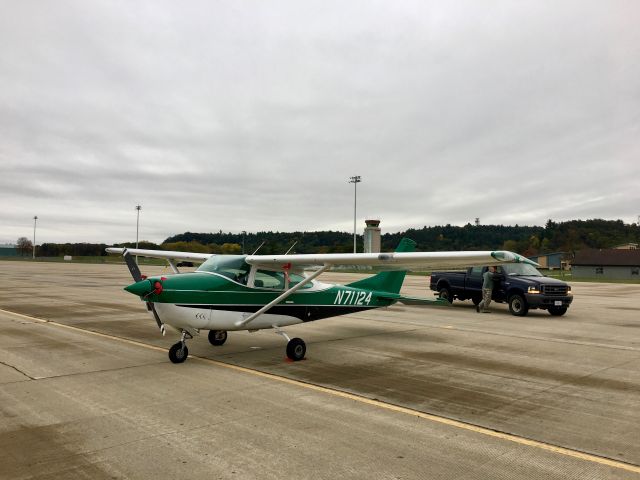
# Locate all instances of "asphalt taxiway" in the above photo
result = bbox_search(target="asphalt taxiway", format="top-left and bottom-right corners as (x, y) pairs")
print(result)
(1, 261), (639, 479)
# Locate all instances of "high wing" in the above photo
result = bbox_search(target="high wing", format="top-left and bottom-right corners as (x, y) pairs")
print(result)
(245, 250), (537, 271)
(106, 247), (537, 271)
(105, 248), (212, 263)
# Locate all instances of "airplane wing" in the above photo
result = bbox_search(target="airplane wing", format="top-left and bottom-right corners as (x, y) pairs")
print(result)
(245, 250), (537, 271)
(105, 247), (212, 263)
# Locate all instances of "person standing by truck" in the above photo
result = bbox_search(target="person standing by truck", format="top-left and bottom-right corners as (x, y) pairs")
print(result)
(477, 266), (497, 313)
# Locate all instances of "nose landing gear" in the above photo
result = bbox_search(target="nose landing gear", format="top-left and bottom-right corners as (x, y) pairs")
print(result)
(168, 330), (193, 364)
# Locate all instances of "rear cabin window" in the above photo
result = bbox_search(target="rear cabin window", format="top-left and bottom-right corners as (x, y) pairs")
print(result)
(254, 270), (312, 290)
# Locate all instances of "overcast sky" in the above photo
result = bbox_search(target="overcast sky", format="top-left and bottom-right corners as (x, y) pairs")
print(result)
(1, 0), (638, 245)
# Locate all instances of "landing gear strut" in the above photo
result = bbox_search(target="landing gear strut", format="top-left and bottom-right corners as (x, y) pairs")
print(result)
(168, 330), (192, 364)
(275, 327), (306, 361)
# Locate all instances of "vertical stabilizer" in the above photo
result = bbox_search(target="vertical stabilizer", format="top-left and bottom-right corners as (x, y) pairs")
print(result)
(346, 238), (416, 294)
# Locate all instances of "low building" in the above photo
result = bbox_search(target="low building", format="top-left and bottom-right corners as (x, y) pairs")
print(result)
(0, 244), (18, 257)
(527, 252), (566, 270)
(572, 249), (640, 280)
(614, 243), (638, 250)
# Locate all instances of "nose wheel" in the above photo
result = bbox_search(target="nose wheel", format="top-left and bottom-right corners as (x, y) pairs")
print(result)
(168, 330), (192, 364)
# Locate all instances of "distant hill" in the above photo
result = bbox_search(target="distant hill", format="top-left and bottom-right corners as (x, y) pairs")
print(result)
(25, 219), (639, 257)
(164, 219), (640, 256)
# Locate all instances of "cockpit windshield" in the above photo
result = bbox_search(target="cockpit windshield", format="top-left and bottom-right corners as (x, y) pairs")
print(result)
(498, 263), (543, 277)
(197, 255), (251, 283)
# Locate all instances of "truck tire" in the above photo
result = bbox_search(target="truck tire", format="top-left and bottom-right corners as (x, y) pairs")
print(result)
(508, 294), (529, 316)
(438, 286), (453, 304)
(548, 306), (567, 316)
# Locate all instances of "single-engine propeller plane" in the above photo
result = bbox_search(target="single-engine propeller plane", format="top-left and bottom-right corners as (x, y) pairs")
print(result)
(107, 239), (535, 363)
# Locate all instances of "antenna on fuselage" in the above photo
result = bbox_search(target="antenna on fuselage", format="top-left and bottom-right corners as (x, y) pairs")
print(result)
(284, 241), (298, 255)
(251, 241), (266, 255)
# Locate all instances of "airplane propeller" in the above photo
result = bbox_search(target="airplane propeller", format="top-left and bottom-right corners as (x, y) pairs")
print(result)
(123, 249), (166, 336)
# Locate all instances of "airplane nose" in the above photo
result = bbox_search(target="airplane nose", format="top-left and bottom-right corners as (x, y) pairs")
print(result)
(124, 279), (153, 297)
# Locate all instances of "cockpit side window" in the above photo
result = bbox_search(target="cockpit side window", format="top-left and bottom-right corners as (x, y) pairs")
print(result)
(197, 255), (250, 284)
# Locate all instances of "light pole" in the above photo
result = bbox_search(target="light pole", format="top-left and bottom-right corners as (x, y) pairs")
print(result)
(135, 205), (141, 264)
(348, 175), (361, 253)
(32, 215), (38, 260)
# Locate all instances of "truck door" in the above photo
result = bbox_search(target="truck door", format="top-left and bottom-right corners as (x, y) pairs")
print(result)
(466, 266), (484, 293)
(493, 266), (507, 302)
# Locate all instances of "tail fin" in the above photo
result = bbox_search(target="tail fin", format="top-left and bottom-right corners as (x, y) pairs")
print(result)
(346, 238), (416, 294)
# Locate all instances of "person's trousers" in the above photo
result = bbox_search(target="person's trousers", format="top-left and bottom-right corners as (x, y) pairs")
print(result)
(479, 288), (492, 312)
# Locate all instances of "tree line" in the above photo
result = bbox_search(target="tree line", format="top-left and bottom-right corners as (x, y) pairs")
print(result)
(14, 219), (639, 258)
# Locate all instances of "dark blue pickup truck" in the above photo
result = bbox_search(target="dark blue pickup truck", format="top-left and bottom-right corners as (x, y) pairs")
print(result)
(429, 263), (573, 316)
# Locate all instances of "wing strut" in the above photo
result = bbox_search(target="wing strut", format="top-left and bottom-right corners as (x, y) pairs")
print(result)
(235, 264), (330, 328)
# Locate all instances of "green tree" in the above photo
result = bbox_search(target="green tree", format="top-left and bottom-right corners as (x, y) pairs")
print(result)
(503, 239), (518, 252)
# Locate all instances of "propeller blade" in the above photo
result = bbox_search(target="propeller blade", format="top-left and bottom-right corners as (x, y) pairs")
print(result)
(123, 249), (143, 282)
(122, 249), (165, 335)
(147, 302), (166, 336)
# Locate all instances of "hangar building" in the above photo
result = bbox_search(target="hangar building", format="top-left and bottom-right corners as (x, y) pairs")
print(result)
(572, 248), (640, 280)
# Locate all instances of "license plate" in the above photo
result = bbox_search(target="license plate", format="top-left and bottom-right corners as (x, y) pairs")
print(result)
(554, 300), (562, 306)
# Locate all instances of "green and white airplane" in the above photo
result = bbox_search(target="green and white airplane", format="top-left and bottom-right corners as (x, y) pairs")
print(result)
(107, 239), (535, 363)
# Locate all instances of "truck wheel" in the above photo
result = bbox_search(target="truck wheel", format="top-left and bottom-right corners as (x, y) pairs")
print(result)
(548, 306), (567, 316)
(438, 286), (453, 303)
(508, 294), (529, 316)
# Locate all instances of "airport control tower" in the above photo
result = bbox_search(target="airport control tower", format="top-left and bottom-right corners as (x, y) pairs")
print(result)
(364, 219), (381, 253)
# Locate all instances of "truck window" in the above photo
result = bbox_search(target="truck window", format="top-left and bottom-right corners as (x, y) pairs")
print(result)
(470, 266), (483, 276)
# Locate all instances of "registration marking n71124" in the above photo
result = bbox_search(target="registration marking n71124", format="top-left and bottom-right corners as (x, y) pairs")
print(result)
(334, 290), (372, 306)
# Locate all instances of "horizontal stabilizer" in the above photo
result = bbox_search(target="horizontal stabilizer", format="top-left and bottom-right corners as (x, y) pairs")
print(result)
(395, 296), (450, 306)
(376, 293), (450, 306)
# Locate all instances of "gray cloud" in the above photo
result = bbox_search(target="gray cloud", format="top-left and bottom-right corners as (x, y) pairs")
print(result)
(1, 0), (638, 244)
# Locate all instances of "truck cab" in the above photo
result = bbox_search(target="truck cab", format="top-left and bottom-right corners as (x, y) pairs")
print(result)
(430, 264), (573, 316)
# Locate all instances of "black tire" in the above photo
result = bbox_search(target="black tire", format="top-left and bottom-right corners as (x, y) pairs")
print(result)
(438, 286), (453, 304)
(168, 342), (189, 363)
(548, 306), (567, 316)
(472, 296), (482, 306)
(286, 338), (306, 361)
(508, 294), (529, 316)
(208, 330), (228, 346)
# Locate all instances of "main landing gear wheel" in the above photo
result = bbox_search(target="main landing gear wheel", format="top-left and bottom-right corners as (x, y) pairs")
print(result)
(208, 330), (228, 346)
(169, 342), (189, 363)
(286, 338), (306, 361)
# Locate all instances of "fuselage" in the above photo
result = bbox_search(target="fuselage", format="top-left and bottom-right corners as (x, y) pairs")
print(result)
(125, 255), (397, 331)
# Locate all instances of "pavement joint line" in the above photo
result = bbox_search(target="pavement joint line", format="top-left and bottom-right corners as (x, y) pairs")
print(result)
(2, 307), (639, 474)
(0, 308), (167, 353)
(376, 312), (640, 352)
